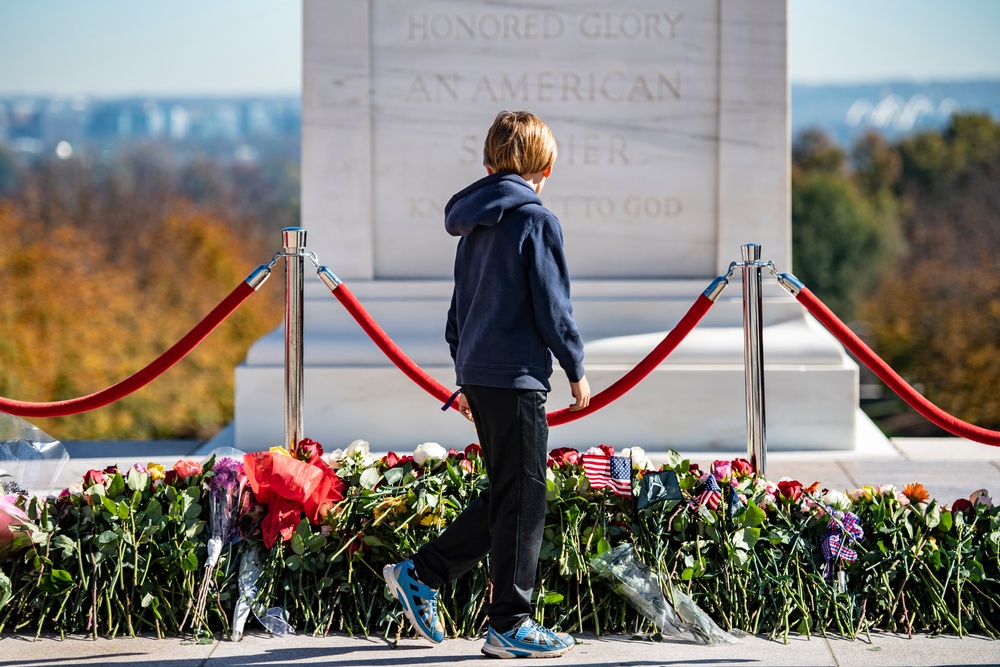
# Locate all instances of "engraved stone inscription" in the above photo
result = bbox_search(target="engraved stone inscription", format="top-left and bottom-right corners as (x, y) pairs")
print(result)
(371, 0), (718, 279)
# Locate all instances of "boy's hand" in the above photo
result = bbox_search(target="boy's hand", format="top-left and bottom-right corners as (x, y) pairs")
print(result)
(569, 376), (591, 411)
(458, 393), (475, 423)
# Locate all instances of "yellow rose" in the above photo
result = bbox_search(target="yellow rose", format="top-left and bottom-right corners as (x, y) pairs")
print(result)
(269, 446), (291, 457)
(147, 463), (165, 481)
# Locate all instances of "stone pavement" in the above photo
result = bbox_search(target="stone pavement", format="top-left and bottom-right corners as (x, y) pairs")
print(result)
(16, 435), (1000, 665)
(1, 629), (997, 666)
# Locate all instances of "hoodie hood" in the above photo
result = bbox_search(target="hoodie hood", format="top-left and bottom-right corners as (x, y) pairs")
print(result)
(444, 173), (542, 237)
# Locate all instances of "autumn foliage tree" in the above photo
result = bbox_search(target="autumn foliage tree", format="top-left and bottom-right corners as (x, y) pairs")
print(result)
(0, 152), (285, 439)
(857, 114), (1000, 430)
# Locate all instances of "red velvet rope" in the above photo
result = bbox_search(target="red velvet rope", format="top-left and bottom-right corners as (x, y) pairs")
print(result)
(0, 280), (257, 418)
(331, 283), (714, 426)
(797, 286), (1000, 447)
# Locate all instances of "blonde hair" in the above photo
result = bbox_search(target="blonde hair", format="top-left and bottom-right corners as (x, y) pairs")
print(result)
(483, 110), (558, 176)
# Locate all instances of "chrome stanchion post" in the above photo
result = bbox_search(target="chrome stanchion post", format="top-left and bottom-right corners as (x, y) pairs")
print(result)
(283, 227), (306, 450)
(741, 243), (767, 477)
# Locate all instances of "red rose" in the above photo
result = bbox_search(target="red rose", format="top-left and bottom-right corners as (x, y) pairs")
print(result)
(547, 447), (581, 468)
(464, 443), (482, 458)
(731, 458), (753, 478)
(597, 445), (615, 458)
(173, 460), (203, 480)
(83, 469), (106, 488)
(383, 452), (414, 469)
(164, 470), (178, 485)
(448, 448), (466, 461)
(777, 480), (803, 502)
(951, 498), (973, 514)
(297, 438), (324, 465)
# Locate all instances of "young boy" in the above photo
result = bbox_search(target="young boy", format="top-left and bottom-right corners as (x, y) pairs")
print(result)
(384, 110), (590, 658)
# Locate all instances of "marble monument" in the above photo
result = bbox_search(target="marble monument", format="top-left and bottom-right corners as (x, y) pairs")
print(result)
(234, 0), (869, 453)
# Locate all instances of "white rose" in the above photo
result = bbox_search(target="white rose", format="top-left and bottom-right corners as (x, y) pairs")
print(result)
(878, 484), (896, 497)
(413, 442), (448, 467)
(620, 447), (652, 471)
(345, 439), (370, 458)
(585, 447), (606, 456)
(326, 449), (345, 469)
(823, 489), (853, 511)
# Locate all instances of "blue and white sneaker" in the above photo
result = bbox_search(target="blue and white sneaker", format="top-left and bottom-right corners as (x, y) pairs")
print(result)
(481, 619), (575, 658)
(383, 560), (445, 643)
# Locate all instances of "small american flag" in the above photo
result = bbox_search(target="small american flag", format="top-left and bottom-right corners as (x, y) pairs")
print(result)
(694, 474), (722, 511)
(583, 454), (633, 498)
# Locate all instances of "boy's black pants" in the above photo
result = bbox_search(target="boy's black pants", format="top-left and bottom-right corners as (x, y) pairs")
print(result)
(412, 385), (548, 633)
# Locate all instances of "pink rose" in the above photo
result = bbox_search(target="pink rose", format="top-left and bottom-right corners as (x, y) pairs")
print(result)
(548, 447), (581, 468)
(712, 460), (732, 483)
(0, 495), (30, 559)
(83, 469), (106, 488)
(173, 460), (203, 480)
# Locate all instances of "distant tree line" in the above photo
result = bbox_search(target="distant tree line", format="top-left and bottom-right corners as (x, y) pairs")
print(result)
(792, 113), (1000, 434)
(0, 146), (291, 439)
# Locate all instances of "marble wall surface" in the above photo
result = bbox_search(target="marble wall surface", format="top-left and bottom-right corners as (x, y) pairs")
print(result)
(302, 0), (789, 281)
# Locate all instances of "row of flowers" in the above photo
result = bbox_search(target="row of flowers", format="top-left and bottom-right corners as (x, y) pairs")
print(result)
(1, 438), (998, 641)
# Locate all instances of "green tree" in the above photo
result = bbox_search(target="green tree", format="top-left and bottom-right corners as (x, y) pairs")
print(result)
(791, 129), (901, 320)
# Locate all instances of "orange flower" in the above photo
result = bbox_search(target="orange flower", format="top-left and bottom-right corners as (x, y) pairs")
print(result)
(173, 460), (203, 480)
(903, 482), (930, 504)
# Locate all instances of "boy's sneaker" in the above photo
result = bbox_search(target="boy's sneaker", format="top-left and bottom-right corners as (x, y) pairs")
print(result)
(383, 560), (445, 643)
(481, 619), (575, 659)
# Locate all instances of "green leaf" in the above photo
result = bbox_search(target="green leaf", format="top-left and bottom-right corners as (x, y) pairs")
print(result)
(291, 533), (305, 556)
(541, 592), (564, 604)
(938, 511), (953, 533)
(359, 468), (382, 490)
(184, 520), (205, 539)
(742, 501), (767, 529)
(383, 467), (404, 486)
(97, 530), (119, 546)
(142, 498), (164, 525)
(925, 502), (941, 529)
(141, 593), (159, 610)
(181, 551), (199, 572)
(51, 534), (78, 558)
(100, 496), (118, 516)
(126, 468), (150, 494)
(0, 571), (12, 608)
(362, 535), (384, 547)
(49, 569), (72, 583)
(106, 473), (126, 499)
(596, 537), (612, 556)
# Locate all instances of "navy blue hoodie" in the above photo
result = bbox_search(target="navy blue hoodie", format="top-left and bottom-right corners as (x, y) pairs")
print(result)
(444, 172), (585, 392)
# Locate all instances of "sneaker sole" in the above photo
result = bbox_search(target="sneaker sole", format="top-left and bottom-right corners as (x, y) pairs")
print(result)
(481, 640), (572, 659)
(382, 563), (443, 644)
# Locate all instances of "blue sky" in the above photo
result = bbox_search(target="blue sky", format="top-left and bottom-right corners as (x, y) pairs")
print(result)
(0, 0), (998, 95)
